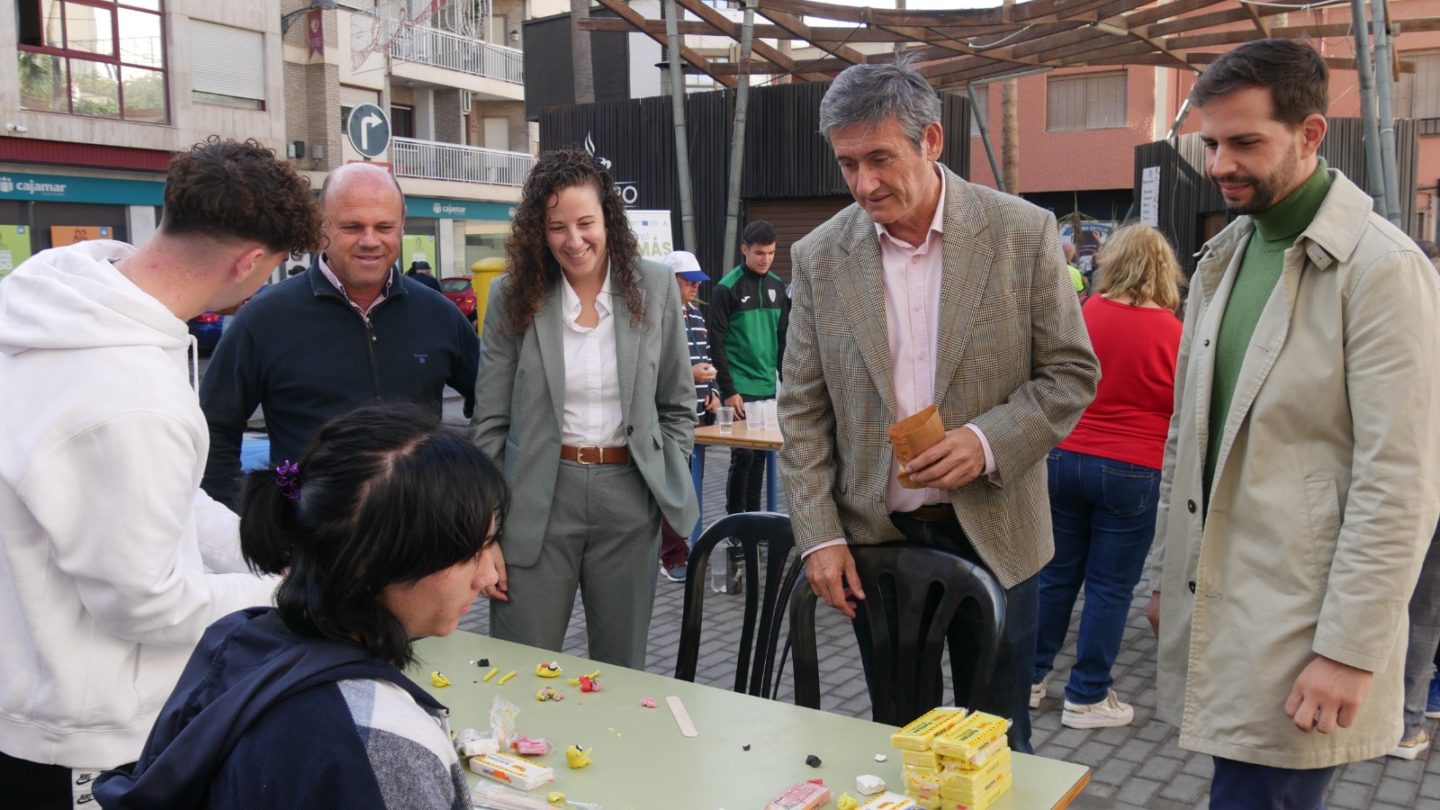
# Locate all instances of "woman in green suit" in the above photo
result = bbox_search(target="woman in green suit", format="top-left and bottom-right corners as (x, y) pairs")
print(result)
(468, 150), (699, 668)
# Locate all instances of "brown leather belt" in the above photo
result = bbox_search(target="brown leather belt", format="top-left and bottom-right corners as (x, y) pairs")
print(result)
(898, 503), (955, 523)
(560, 445), (631, 465)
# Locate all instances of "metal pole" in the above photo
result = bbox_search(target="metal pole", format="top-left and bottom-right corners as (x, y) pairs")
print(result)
(664, 0), (698, 252)
(1372, 0), (1403, 226)
(1350, 0), (1389, 217)
(722, 0), (756, 272)
(1166, 98), (1190, 143)
(967, 83), (1006, 194)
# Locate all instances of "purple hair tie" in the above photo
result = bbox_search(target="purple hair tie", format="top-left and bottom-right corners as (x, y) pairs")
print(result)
(274, 460), (302, 502)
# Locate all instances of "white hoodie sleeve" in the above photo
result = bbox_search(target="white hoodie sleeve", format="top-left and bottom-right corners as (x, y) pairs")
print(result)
(19, 410), (276, 645)
(192, 489), (254, 574)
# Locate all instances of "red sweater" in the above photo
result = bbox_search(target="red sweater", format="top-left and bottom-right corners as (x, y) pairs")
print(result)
(1059, 296), (1182, 470)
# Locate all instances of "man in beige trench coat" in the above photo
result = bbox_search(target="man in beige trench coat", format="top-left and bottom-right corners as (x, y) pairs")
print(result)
(1146, 39), (1440, 808)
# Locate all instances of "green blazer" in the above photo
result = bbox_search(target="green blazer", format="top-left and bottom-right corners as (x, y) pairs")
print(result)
(469, 259), (699, 567)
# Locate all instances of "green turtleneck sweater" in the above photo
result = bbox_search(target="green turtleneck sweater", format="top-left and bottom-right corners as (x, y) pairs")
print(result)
(1203, 161), (1332, 500)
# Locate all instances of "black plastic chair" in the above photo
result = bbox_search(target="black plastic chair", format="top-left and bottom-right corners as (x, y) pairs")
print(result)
(788, 542), (1007, 725)
(674, 512), (803, 698)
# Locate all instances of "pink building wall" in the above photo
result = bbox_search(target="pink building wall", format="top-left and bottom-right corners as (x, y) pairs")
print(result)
(961, 0), (1440, 237)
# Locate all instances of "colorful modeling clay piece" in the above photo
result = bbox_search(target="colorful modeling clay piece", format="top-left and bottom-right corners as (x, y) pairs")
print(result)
(578, 675), (600, 693)
(498, 670), (518, 685)
(511, 735), (552, 756)
(565, 744), (593, 770)
(855, 775), (885, 796)
(763, 778), (831, 810)
(535, 687), (564, 702)
(483, 667), (500, 682)
(837, 793), (859, 810)
(874, 754), (888, 762)
(535, 661), (563, 678)
(546, 792), (565, 805)
(804, 754), (822, 768)
(640, 698), (657, 708)
(742, 744), (751, 751)
(429, 671), (452, 688)
(478, 658), (490, 667)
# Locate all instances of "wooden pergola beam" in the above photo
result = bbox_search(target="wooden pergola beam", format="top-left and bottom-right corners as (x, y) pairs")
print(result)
(672, 0), (830, 81)
(757, 6), (865, 65)
(578, 0), (1439, 96)
(591, 0), (734, 87)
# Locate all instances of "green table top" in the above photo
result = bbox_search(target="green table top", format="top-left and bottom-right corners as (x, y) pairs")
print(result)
(413, 631), (1089, 810)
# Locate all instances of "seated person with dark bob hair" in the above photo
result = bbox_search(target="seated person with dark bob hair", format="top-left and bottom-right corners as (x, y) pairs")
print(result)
(95, 404), (509, 810)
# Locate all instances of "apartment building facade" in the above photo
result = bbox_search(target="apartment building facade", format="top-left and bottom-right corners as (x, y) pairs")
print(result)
(0, 0), (538, 280)
(0, 2), (291, 274)
(282, 0), (539, 277)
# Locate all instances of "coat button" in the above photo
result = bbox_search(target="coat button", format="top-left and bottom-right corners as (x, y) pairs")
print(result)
(1202, 339), (1210, 347)
(1187, 500), (1197, 514)
(626, 425), (634, 436)
(1188, 581), (1197, 594)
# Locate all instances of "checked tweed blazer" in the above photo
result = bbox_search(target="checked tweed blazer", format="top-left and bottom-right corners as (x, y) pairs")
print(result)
(779, 168), (1099, 589)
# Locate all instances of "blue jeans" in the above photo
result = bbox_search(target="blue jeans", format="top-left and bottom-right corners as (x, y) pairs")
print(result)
(1210, 757), (1335, 809)
(1033, 448), (1160, 704)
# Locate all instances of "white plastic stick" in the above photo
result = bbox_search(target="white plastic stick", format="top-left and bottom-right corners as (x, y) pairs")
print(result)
(667, 695), (698, 738)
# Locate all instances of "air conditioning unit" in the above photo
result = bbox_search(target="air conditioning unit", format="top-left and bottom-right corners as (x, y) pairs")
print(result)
(461, 93), (472, 114)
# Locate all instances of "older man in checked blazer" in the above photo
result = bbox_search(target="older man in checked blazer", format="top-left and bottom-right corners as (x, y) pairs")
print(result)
(779, 60), (1099, 752)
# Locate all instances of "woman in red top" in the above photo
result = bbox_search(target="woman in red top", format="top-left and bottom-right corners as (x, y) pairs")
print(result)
(1031, 224), (1183, 729)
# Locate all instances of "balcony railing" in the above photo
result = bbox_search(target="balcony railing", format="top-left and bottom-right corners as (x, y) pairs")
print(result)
(389, 26), (524, 85)
(392, 137), (533, 187)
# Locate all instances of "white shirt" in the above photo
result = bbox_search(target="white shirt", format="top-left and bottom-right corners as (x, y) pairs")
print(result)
(559, 274), (626, 447)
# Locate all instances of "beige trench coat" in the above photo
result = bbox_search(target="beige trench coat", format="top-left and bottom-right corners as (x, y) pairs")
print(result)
(1152, 170), (1440, 768)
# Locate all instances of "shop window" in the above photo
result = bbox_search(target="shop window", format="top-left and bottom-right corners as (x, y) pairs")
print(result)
(1046, 72), (1127, 132)
(18, 0), (168, 123)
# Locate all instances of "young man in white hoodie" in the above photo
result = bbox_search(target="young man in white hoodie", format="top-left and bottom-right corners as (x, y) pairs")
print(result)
(0, 137), (323, 809)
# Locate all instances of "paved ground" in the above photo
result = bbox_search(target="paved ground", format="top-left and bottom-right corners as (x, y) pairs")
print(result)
(439, 399), (1440, 808)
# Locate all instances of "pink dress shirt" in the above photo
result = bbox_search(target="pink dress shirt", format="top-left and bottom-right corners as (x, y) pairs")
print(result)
(804, 166), (995, 558)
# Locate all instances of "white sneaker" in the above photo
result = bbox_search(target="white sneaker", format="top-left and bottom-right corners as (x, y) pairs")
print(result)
(1061, 690), (1134, 729)
(1388, 729), (1431, 760)
(1029, 677), (1048, 710)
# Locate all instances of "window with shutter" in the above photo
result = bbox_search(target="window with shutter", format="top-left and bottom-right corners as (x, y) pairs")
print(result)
(190, 21), (266, 110)
(1046, 72), (1127, 132)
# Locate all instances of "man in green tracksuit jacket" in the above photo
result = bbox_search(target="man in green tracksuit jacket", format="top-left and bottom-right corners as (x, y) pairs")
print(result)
(708, 220), (790, 514)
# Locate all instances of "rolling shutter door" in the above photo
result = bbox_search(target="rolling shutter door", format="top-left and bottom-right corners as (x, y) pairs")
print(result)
(744, 196), (852, 285)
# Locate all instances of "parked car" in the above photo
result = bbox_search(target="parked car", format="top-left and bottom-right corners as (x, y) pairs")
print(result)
(188, 311), (223, 355)
(440, 277), (477, 321)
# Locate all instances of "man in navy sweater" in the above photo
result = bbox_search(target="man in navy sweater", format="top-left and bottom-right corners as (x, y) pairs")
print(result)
(201, 163), (478, 507)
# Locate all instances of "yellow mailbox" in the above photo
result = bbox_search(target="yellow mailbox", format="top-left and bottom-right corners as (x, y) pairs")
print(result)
(470, 257), (506, 336)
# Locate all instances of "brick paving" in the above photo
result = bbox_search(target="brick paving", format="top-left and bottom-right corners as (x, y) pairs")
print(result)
(444, 403), (1440, 808)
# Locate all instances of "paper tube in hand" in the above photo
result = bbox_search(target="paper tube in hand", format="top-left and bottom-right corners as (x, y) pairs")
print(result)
(888, 405), (946, 489)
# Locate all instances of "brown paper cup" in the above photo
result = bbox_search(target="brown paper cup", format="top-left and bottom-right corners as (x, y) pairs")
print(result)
(889, 405), (946, 489)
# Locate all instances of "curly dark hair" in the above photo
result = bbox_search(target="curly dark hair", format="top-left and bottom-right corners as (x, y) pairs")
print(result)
(160, 136), (323, 258)
(504, 149), (644, 335)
